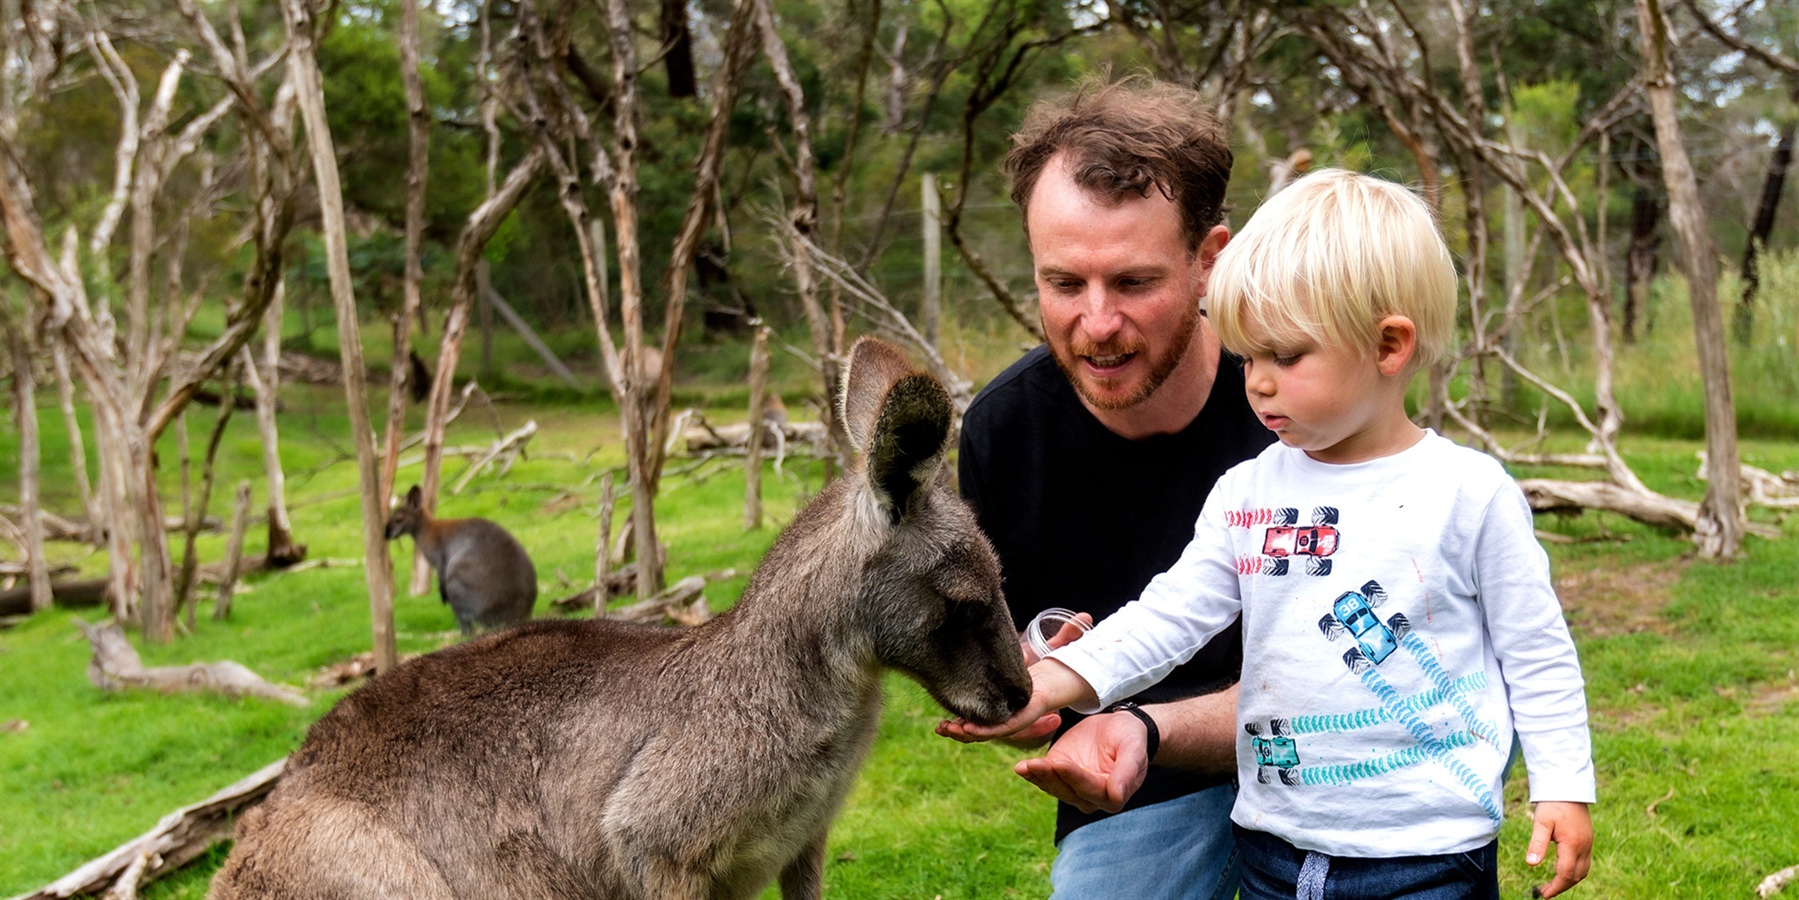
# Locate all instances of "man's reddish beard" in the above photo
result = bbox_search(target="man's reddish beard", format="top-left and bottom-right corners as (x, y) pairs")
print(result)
(1046, 300), (1201, 411)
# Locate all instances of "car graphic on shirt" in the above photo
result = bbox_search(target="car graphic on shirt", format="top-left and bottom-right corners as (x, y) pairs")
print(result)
(1318, 580), (1412, 673)
(1260, 507), (1339, 576)
(1245, 718), (1301, 786)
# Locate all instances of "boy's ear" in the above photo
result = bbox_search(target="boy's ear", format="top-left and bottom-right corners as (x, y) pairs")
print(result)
(1374, 315), (1418, 377)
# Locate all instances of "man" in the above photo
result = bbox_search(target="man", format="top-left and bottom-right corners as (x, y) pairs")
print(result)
(946, 77), (1273, 899)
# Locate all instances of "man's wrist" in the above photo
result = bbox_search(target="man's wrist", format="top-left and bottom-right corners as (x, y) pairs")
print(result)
(1104, 700), (1159, 764)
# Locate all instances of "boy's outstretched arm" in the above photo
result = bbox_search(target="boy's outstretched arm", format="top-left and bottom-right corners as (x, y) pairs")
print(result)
(937, 658), (1098, 742)
(1527, 801), (1593, 898)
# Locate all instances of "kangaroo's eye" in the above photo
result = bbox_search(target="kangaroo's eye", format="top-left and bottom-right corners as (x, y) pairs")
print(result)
(943, 599), (991, 630)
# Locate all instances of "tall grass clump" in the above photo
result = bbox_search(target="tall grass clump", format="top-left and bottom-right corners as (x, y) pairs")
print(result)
(1616, 249), (1799, 439)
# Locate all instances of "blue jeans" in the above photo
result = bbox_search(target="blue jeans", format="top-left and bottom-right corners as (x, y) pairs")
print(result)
(1235, 826), (1499, 900)
(1050, 784), (1241, 900)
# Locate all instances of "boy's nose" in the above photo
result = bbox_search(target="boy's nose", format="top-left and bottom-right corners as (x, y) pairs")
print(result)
(1244, 362), (1275, 397)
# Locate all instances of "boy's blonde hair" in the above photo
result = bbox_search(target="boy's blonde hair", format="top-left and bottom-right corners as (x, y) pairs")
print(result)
(1208, 168), (1457, 368)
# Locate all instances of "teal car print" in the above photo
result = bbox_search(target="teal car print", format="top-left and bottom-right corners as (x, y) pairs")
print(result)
(1245, 718), (1301, 785)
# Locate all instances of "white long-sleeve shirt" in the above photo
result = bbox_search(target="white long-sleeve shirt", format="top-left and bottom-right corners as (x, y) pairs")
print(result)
(1053, 432), (1596, 857)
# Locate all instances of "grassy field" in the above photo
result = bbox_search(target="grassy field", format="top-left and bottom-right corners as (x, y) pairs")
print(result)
(3, 291), (1798, 898)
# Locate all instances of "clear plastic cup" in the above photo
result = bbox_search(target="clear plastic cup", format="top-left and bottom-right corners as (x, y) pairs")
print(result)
(1022, 607), (1092, 665)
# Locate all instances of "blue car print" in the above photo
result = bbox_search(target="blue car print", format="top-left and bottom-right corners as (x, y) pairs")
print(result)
(1318, 580), (1412, 673)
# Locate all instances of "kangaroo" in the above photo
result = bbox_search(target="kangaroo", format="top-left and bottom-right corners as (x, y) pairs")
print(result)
(208, 338), (1031, 900)
(384, 486), (537, 636)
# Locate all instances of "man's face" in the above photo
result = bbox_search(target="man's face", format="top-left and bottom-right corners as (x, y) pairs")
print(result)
(1027, 158), (1219, 412)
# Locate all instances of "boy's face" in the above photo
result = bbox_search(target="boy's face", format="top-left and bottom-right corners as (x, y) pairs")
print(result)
(1237, 317), (1420, 464)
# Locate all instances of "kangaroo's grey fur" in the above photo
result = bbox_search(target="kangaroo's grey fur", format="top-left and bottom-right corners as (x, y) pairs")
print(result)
(208, 338), (1031, 900)
(384, 485), (538, 635)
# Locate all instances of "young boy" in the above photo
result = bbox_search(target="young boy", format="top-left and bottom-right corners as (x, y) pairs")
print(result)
(950, 169), (1595, 898)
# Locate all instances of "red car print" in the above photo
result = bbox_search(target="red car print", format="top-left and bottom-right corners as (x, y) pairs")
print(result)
(1259, 507), (1340, 576)
(1262, 525), (1339, 558)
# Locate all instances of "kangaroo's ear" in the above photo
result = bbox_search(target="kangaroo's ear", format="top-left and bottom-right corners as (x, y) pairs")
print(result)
(840, 337), (917, 454)
(406, 485), (423, 508)
(865, 387), (953, 525)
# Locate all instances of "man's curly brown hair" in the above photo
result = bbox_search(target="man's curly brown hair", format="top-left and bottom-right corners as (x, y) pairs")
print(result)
(1006, 74), (1233, 253)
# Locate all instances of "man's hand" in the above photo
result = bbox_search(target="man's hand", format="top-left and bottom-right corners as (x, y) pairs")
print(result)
(1013, 707), (1154, 814)
(1526, 800), (1593, 898)
(937, 659), (1095, 743)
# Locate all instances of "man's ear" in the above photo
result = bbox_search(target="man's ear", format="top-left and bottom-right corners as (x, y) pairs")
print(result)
(1374, 315), (1418, 376)
(1192, 224), (1231, 299)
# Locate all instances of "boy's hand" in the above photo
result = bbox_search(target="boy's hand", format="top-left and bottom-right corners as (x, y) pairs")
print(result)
(1526, 801), (1592, 898)
(937, 659), (1096, 743)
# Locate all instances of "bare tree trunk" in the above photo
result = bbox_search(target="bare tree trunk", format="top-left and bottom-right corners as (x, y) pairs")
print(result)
(594, 471), (614, 618)
(243, 293), (303, 567)
(175, 369), (235, 627)
(8, 323), (52, 613)
(49, 341), (98, 529)
(1638, 0), (1745, 558)
(382, 0), (430, 511)
(600, 0), (663, 597)
(921, 172), (942, 348)
(412, 146), (546, 595)
(744, 324), (769, 530)
(1447, 0), (1492, 425)
(646, 0), (758, 488)
(1738, 117), (1793, 337)
(1624, 174), (1661, 344)
(658, 0), (697, 99)
(281, 0), (398, 671)
(215, 480), (251, 620)
(755, 0), (851, 468)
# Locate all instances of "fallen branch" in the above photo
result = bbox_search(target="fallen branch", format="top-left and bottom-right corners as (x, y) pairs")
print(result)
(0, 561), (77, 578)
(266, 556), (362, 576)
(682, 418), (827, 453)
(10, 758), (287, 900)
(550, 561), (650, 613)
(78, 620), (310, 706)
(1518, 479), (1780, 540)
(450, 419), (537, 494)
(0, 579), (109, 617)
(608, 569), (737, 626)
(1697, 453), (1799, 509)
(1760, 863), (1799, 898)
(0, 505), (99, 544)
(308, 650), (421, 689)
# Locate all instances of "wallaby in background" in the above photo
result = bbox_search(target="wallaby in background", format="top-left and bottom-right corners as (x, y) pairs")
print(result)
(384, 485), (537, 636)
(208, 338), (1031, 900)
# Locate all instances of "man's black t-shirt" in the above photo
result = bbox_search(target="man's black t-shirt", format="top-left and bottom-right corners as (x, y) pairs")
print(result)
(957, 343), (1275, 842)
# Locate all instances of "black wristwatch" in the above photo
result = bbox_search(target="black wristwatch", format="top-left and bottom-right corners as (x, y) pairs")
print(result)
(1104, 701), (1160, 765)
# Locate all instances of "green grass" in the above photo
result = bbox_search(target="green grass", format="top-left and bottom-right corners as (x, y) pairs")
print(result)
(4, 286), (1799, 897)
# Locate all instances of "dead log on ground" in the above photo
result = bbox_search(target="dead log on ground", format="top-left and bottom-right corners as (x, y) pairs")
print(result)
(309, 650), (421, 689)
(551, 561), (647, 613)
(607, 569), (737, 626)
(1696, 452), (1799, 508)
(0, 579), (109, 617)
(1759, 862), (1799, 898)
(1518, 479), (1779, 539)
(10, 758), (287, 900)
(682, 418), (826, 454)
(0, 505), (100, 544)
(78, 620), (310, 706)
